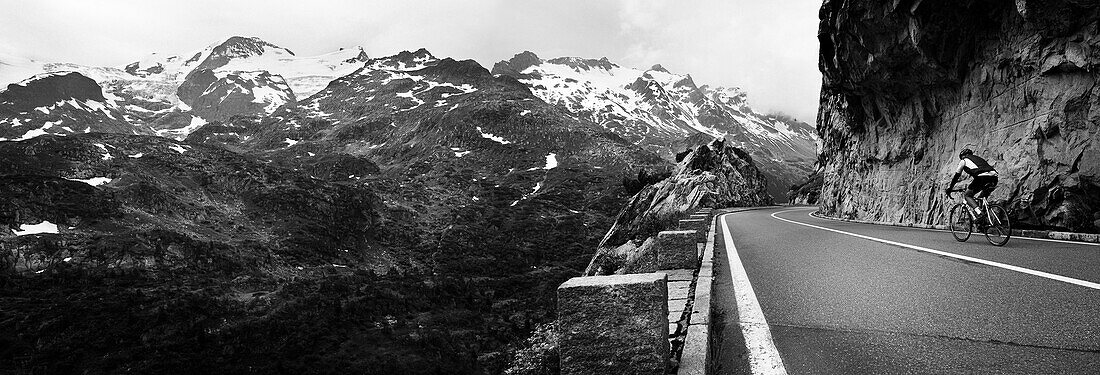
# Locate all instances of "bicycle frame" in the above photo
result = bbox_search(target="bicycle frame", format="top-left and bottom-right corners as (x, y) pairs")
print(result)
(950, 189), (998, 226)
(948, 185), (1011, 246)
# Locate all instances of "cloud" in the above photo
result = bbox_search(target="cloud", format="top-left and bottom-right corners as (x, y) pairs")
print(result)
(0, 0), (823, 122)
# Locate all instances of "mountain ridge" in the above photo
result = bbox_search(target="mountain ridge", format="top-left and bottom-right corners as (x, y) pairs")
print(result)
(492, 50), (819, 201)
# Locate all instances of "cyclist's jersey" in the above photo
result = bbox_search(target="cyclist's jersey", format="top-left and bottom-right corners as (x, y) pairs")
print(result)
(955, 155), (997, 177)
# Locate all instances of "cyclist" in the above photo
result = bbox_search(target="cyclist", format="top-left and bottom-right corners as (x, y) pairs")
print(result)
(946, 148), (998, 218)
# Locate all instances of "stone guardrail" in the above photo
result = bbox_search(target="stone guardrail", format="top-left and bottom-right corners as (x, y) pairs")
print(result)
(557, 208), (715, 374)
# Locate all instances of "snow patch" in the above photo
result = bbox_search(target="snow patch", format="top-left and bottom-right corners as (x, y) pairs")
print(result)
(94, 143), (113, 160)
(67, 177), (112, 186)
(284, 138), (300, 147)
(168, 144), (188, 154)
(543, 153), (558, 169)
(157, 116), (207, 139)
(251, 85), (289, 113)
(476, 126), (512, 145)
(14, 221), (59, 236)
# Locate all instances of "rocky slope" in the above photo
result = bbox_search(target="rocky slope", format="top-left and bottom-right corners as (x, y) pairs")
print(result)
(1, 47), (670, 374)
(493, 52), (819, 201)
(817, 0), (1100, 233)
(585, 139), (772, 275)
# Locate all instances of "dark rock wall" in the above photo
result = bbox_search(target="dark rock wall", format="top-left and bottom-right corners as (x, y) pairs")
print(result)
(817, 0), (1100, 232)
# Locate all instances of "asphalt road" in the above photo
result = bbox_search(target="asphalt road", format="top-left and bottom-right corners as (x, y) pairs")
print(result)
(714, 206), (1100, 374)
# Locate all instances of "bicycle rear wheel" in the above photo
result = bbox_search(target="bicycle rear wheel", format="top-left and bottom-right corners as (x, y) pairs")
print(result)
(984, 205), (1011, 246)
(949, 203), (972, 242)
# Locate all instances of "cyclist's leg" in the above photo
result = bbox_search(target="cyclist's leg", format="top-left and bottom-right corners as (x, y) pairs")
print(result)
(964, 179), (981, 214)
(976, 176), (998, 198)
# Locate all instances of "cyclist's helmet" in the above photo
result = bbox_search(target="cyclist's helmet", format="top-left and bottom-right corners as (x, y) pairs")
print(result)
(959, 148), (973, 158)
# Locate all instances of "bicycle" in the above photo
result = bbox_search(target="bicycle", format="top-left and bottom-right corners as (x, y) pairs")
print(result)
(946, 187), (1011, 246)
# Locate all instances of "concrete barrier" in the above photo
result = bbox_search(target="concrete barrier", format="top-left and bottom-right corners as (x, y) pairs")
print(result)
(656, 230), (699, 270)
(558, 273), (671, 374)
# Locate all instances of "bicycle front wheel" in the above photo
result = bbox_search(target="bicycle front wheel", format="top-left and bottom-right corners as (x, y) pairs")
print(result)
(984, 205), (1012, 246)
(949, 203), (972, 242)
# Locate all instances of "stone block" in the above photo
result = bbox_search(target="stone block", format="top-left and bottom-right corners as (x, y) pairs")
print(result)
(558, 274), (669, 375)
(669, 280), (691, 300)
(679, 219), (709, 243)
(658, 269), (695, 282)
(667, 298), (688, 313)
(668, 310), (685, 324)
(656, 230), (699, 270)
(677, 324), (710, 375)
(678, 218), (705, 230)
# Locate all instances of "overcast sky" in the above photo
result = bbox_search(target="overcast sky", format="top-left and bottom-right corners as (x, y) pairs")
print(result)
(0, 0), (823, 122)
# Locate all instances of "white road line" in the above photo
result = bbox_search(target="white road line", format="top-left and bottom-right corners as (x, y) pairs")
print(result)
(802, 210), (1100, 247)
(720, 212), (788, 375)
(770, 209), (1100, 291)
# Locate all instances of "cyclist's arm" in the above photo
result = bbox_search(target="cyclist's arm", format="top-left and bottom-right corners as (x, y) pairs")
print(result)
(946, 160), (965, 191)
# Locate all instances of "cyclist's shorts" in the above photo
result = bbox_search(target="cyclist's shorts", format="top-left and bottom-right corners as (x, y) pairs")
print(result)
(967, 175), (998, 198)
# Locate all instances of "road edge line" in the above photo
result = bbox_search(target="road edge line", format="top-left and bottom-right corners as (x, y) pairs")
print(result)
(771, 209), (1100, 291)
(806, 208), (1100, 246)
(720, 212), (788, 375)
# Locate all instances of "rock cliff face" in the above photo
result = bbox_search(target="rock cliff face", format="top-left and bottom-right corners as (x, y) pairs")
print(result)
(586, 139), (772, 275)
(817, 0), (1100, 233)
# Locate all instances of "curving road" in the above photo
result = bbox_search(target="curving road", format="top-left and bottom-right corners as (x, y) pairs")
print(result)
(714, 206), (1100, 374)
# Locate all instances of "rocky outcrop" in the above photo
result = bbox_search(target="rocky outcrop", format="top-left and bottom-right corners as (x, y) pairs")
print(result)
(788, 171), (823, 205)
(490, 51), (542, 79)
(1, 72), (104, 108)
(817, 0), (1100, 233)
(586, 139), (772, 275)
(0, 72), (136, 140)
(177, 69), (296, 121)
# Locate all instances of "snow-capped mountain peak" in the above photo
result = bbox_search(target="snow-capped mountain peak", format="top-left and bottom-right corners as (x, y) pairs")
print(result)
(492, 51), (819, 201)
(1, 37), (373, 141)
(363, 48), (437, 72)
